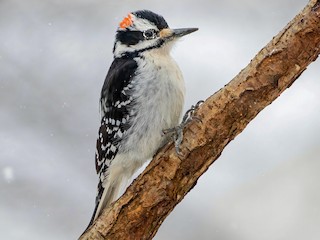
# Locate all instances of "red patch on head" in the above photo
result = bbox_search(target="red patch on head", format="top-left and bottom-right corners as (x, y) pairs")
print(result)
(119, 13), (133, 29)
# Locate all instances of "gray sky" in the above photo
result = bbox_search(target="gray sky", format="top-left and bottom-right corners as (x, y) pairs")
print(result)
(1, 0), (320, 239)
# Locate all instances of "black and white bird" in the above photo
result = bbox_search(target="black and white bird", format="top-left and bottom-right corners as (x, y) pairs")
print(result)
(87, 10), (198, 227)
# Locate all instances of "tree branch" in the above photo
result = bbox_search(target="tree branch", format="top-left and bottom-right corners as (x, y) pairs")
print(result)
(80, 1), (320, 239)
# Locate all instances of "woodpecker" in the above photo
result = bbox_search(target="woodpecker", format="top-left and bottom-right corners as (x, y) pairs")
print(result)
(87, 10), (198, 227)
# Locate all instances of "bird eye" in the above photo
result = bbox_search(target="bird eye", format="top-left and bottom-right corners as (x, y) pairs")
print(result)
(143, 29), (157, 40)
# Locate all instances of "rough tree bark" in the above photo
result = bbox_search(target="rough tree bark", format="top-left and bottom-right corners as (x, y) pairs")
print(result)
(80, 1), (320, 239)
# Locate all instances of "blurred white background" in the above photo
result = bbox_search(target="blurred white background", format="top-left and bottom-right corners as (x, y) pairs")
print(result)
(1, 0), (320, 239)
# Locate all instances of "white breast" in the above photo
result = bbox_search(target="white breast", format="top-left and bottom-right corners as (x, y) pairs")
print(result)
(120, 50), (185, 162)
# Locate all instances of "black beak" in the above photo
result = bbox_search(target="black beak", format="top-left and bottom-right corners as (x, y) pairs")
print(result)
(172, 28), (199, 38)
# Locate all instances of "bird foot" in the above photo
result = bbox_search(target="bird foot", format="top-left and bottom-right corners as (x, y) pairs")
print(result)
(163, 100), (204, 155)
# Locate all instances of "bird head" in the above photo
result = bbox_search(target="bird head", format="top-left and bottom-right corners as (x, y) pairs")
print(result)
(113, 10), (198, 58)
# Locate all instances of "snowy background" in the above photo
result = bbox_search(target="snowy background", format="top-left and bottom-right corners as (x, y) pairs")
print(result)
(1, 0), (320, 239)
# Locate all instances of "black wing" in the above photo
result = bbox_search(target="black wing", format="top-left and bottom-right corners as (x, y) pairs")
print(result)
(86, 57), (138, 227)
(95, 57), (137, 175)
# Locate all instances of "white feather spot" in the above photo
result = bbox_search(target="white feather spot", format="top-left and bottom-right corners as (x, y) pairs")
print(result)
(101, 144), (107, 151)
(117, 129), (123, 138)
(110, 145), (117, 153)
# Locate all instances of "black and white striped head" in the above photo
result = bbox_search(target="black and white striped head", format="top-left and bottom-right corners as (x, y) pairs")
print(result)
(113, 10), (198, 58)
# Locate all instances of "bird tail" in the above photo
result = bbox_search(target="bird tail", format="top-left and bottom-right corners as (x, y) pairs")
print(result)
(81, 160), (144, 237)
(84, 170), (126, 231)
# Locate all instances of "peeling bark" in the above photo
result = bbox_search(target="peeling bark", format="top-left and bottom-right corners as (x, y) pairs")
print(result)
(80, 1), (320, 239)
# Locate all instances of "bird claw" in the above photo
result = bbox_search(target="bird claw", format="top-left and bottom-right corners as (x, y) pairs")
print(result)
(163, 100), (204, 155)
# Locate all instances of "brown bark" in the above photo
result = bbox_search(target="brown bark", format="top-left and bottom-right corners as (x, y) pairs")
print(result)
(80, 1), (320, 239)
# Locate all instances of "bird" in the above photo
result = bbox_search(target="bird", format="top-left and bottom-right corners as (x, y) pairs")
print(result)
(87, 9), (198, 228)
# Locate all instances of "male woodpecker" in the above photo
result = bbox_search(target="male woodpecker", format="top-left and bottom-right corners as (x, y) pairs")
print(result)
(88, 9), (198, 227)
